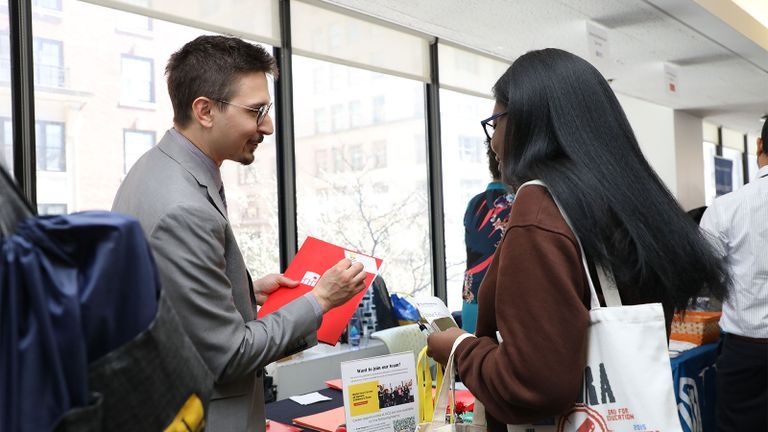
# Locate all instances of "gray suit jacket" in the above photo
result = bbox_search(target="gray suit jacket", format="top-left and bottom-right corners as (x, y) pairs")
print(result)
(113, 131), (320, 431)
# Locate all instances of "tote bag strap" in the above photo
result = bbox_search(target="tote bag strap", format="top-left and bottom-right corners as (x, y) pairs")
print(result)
(516, 180), (622, 309)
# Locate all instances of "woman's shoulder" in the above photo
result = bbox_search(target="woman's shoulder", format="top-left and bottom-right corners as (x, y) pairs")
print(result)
(508, 185), (575, 240)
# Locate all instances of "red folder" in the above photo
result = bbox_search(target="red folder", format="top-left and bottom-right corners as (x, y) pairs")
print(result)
(258, 237), (383, 345)
(266, 420), (302, 432)
(324, 379), (342, 390)
(292, 406), (346, 432)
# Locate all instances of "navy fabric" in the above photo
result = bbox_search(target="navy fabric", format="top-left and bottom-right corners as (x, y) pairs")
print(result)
(1, 212), (159, 432)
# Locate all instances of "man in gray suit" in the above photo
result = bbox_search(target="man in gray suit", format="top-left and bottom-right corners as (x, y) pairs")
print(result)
(113, 35), (367, 431)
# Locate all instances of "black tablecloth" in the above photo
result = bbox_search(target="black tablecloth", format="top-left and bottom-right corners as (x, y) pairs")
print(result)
(266, 388), (344, 429)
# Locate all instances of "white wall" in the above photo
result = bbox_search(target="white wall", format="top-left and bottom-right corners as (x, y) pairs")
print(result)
(616, 93), (677, 196)
(616, 93), (707, 210)
(674, 111), (705, 210)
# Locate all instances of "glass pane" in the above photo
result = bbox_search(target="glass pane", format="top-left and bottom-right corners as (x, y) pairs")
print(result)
(100, 0), (278, 45)
(32, 0), (281, 275)
(294, 55), (432, 297)
(291, 1), (429, 81)
(438, 44), (509, 98)
(703, 141), (716, 205)
(721, 146), (744, 191)
(440, 89), (504, 313)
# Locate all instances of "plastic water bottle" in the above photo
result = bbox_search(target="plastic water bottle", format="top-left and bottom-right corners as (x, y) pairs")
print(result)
(348, 315), (362, 347)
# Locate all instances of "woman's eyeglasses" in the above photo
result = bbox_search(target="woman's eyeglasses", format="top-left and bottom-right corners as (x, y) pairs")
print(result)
(480, 111), (507, 141)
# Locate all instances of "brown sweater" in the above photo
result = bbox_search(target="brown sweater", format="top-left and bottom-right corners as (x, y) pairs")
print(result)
(453, 184), (669, 430)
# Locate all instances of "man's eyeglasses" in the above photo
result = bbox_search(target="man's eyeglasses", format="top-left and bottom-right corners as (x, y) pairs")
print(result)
(215, 99), (272, 125)
(480, 111), (507, 141)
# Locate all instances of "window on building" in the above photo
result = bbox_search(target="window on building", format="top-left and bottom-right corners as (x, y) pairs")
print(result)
(116, 0), (153, 33)
(33, 0), (62, 11)
(349, 100), (362, 128)
(331, 147), (345, 173)
(458, 135), (483, 162)
(33, 37), (64, 88)
(371, 141), (386, 169)
(315, 149), (328, 174)
(38, 203), (67, 215)
(121, 54), (155, 104)
(314, 107), (329, 134)
(349, 144), (363, 171)
(123, 129), (155, 173)
(331, 104), (347, 131)
(35, 121), (65, 172)
(372, 96), (385, 123)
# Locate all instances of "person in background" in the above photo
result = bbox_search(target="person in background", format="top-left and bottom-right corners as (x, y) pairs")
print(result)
(112, 35), (366, 431)
(461, 140), (514, 333)
(699, 119), (768, 432)
(426, 48), (729, 430)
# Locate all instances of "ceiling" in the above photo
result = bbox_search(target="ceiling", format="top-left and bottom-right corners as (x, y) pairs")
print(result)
(323, 0), (768, 135)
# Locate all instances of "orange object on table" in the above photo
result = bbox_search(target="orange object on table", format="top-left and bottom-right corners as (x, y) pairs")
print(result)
(292, 407), (346, 432)
(671, 311), (721, 345)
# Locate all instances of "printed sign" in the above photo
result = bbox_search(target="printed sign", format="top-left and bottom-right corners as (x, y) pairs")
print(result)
(341, 352), (418, 432)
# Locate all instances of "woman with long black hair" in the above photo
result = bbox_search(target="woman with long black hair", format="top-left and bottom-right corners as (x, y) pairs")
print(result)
(427, 48), (728, 430)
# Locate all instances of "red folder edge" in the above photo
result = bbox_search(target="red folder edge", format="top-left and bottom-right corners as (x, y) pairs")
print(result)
(258, 237), (383, 345)
(292, 406), (346, 432)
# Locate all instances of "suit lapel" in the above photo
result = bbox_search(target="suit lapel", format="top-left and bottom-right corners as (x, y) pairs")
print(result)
(157, 131), (228, 219)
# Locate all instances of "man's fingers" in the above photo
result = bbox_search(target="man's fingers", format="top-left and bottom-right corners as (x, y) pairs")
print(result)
(333, 258), (353, 270)
(350, 269), (366, 286)
(277, 275), (299, 288)
(343, 262), (365, 278)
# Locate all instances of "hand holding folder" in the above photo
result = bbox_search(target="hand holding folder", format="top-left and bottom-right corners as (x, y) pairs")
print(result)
(258, 237), (383, 345)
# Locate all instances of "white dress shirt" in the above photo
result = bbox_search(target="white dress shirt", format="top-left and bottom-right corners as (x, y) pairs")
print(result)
(700, 165), (768, 338)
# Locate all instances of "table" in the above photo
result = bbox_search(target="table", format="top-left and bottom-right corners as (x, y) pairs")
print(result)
(266, 342), (720, 431)
(266, 387), (344, 430)
(266, 340), (388, 400)
(670, 342), (719, 432)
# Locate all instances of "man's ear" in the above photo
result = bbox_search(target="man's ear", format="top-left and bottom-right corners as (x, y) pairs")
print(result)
(190, 97), (215, 128)
(758, 137), (765, 157)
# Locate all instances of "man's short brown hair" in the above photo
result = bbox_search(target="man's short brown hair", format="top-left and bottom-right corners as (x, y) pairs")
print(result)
(166, 35), (278, 127)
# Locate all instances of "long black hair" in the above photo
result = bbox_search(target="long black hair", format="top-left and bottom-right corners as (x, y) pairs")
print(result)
(493, 48), (728, 310)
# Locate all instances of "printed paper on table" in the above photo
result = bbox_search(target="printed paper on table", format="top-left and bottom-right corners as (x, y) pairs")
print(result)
(341, 352), (418, 432)
(258, 236), (383, 345)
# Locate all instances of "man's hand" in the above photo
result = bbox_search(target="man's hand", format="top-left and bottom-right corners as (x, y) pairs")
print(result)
(252, 273), (299, 306)
(311, 259), (367, 313)
(427, 327), (468, 366)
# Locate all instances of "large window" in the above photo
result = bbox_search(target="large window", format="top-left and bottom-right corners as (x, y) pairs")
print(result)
(32, 0), (281, 276)
(440, 89), (496, 312)
(294, 55), (432, 297)
(123, 129), (155, 173)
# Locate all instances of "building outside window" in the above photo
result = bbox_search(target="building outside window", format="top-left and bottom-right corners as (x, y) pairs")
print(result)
(121, 54), (155, 104)
(123, 129), (155, 173)
(458, 135), (483, 162)
(349, 144), (363, 171)
(38, 203), (67, 215)
(36, 121), (65, 172)
(33, 0), (62, 11)
(0, 117), (11, 174)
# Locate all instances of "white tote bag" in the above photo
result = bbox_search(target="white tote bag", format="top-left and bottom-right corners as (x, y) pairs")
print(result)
(494, 180), (683, 432)
(419, 349), (486, 432)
